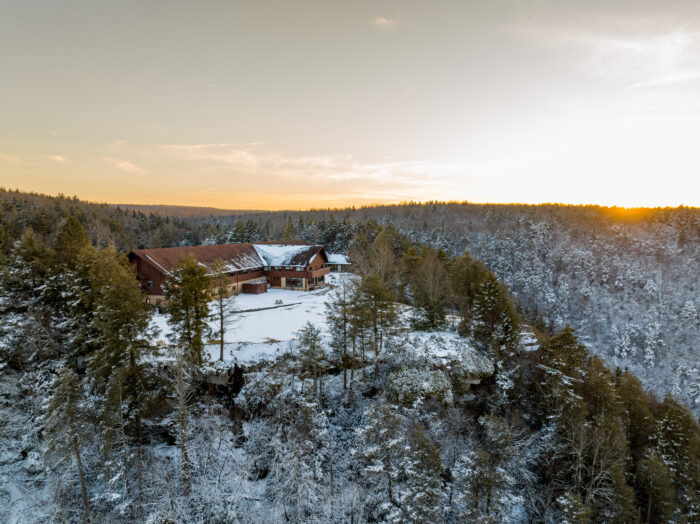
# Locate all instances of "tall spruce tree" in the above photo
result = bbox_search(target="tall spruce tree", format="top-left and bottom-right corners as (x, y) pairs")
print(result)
(409, 247), (450, 329)
(326, 279), (354, 390)
(164, 255), (211, 366)
(297, 322), (327, 398)
(210, 258), (235, 362)
(44, 367), (91, 524)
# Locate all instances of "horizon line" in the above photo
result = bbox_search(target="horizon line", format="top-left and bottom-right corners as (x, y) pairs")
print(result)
(1, 186), (698, 213)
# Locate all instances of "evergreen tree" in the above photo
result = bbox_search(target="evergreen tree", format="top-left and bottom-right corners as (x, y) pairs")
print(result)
(409, 247), (450, 329)
(85, 246), (154, 386)
(296, 322), (327, 398)
(356, 403), (406, 520)
(210, 258), (235, 362)
(396, 427), (445, 523)
(281, 217), (294, 241)
(360, 274), (398, 376)
(164, 255), (211, 366)
(53, 214), (91, 268)
(653, 398), (700, 520)
(448, 250), (490, 334)
(636, 451), (675, 523)
(172, 351), (192, 496)
(326, 279), (354, 390)
(266, 400), (329, 522)
(44, 367), (90, 524)
(473, 273), (505, 348)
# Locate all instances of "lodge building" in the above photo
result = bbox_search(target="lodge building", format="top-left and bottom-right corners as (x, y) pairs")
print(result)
(128, 241), (332, 305)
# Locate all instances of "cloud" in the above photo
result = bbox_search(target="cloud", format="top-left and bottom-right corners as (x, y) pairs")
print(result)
(154, 143), (259, 170)
(630, 71), (700, 89)
(0, 153), (19, 164)
(45, 155), (68, 163)
(194, 80), (217, 88)
(371, 17), (398, 30)
(508, 19), (700, 88)
(104, 157), (148, 175)
(145, 142), (464, 201)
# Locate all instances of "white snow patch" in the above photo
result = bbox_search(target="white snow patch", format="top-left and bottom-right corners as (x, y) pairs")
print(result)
(327, 253), (349, 265)
(252, 244), (311, 267)
(151, 273), (351, 365)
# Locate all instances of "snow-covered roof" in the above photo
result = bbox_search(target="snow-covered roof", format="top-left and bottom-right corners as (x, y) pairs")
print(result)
(327, 253), (350, 265)
(252, 244), (324, 267)
(129, 242), (326, 274)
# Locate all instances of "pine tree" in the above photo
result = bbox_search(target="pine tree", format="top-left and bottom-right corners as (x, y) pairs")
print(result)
(653, 398), (700, 520)
(266, 400), (329, 522)
(360, 274), (398, 376)
(496, 307), (520, 352)
(409, 247), (450, 329)
(210, 258), (235, 362)
(296, 322), (327, 398)
(78, 245), (158, 516)
(53, 214), (91, 268)
(636, 451), (674, 523)
(44, 367), (90, 524)
(448, 250), (490, 334)
(85, 246), (154, 386)
(281, 217), (294, 241)
(164, 254), (211, 366)
(473, 273), (504, 347)
(356, 403), (406, 521)
(172, 351), (192, 497)
(395, 427), (445, 523)
(326, 279), (354, 390)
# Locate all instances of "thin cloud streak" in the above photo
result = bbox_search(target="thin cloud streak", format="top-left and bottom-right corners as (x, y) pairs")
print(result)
(45, 155), (68, 163)
(103, 157), (148, 175)
(371, 17), (398, 29)
(0, 153), (19, 164)
(630, 71), (700, 88)
(508, 21), (700, 87)
(150, 143), (464, 188)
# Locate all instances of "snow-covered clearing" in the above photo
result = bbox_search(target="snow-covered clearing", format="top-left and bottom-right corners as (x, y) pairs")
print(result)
(151, 273), (347, 365)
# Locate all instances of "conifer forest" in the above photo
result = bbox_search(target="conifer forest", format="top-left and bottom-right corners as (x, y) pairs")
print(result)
(0, 189), (698, 523)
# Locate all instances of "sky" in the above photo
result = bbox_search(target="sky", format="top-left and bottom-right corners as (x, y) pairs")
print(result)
(1, 0), (699, 210)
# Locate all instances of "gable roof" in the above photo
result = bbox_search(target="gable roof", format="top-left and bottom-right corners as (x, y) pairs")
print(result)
(128, 242), (327, 274)
(253, 244), (326, 267)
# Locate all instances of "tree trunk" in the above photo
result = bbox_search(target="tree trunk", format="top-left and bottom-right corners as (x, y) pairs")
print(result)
(137, 415), (144, 518)
(180, 406), (191, 496)
(73, 437), (90, 524)
(118, 385), (134, 521)
(342, 346), (347, 391)
(646, 494), (652, 524)
(329, 438), (334, 520)
(350, 335), (356, 391)
(219, 302), (225, 361)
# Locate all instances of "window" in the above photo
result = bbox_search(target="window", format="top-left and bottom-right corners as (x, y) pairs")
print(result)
(147, 280), (153, 288)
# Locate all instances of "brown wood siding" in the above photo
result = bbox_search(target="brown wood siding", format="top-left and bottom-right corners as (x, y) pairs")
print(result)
(266, 267), (329, 280)
(128, 253), (167, 296)
(242, 281), (267, 294)
(128, 245), (331, 297)
(228, 269), (265, 283)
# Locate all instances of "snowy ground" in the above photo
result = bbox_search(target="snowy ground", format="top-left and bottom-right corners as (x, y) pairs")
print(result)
(150, 273), (348, 365)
